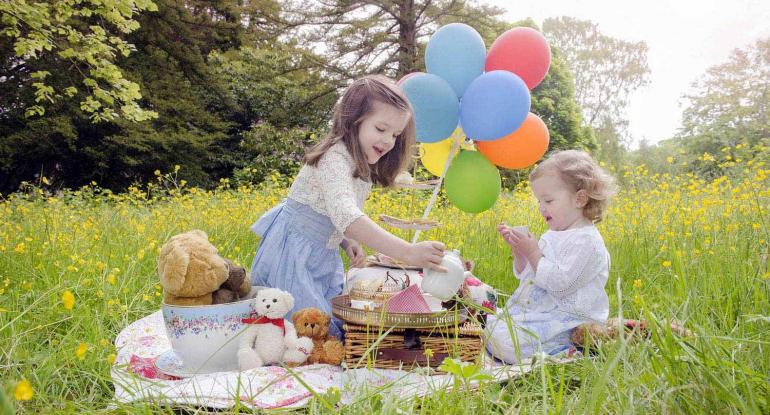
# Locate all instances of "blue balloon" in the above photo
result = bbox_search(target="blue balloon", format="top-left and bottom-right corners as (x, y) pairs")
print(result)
(425, 23), (486, 98)
(460, 71), (531, 141)
(401, 73), (460, 143)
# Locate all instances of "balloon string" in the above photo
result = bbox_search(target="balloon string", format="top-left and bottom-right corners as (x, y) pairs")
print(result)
(412, 134), (463, 244)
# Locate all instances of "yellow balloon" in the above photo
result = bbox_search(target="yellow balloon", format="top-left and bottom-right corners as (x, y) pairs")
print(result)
(420, 128), (466, 176)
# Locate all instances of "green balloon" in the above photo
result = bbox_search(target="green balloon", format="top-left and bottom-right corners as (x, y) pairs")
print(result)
(444, 150), (501, 213)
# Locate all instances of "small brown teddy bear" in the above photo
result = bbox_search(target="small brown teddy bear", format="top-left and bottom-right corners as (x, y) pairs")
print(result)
(571, 317), (693, 348)
(292, 308), (344, 366)
(212, 258), (252, 304)
(158, 230), (251, 306)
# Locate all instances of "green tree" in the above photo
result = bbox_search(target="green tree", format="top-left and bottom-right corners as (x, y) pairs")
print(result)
(281, 0), (506, 78)
(0, 0), (159, 122)
(208, 44), (339, 184)
(672, 38), (770, 176)
(679, 38), (769, 151)
(0, 0), (243, 192)
(542, 17), (650, 168)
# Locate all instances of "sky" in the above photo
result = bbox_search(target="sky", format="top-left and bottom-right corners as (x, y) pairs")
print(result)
(484, 0), (770, 147)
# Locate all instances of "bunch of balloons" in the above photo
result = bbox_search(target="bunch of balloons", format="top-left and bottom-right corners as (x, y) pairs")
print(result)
(399, 23), (552, 213)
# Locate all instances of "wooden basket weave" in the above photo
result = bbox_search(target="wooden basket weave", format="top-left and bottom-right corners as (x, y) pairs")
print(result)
(343, 321), (483, 370)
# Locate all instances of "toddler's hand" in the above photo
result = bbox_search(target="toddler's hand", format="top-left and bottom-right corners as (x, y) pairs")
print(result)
(407, 241), (447, 272)
(498, 223), (517, 249)
(344, 241), (366, 268)
(506, 229), (539, 257)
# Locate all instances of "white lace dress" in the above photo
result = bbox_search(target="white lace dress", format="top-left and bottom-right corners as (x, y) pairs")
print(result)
(288, 141), (372, 248)
(485, 225), (610, 362)
(249, 141), (372, 339)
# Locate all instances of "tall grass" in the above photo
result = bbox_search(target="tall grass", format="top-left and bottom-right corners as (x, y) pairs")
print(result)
(1, 156), (769, 413)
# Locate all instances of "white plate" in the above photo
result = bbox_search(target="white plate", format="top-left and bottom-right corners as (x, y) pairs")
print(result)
(155, 350), (212, 378)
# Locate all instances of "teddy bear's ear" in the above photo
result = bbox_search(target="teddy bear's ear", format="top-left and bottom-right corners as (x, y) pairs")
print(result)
(189, 229), (208, 240)
(292, 308), (306, 324)
(320, 310), (331, 325)
(280, 290), (295, 312)
(158, 245), (190, 294)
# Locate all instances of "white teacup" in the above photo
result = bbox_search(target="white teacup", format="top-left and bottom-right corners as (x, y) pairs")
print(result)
(511, 225), (530, 235)
(162, 286), (263, 373)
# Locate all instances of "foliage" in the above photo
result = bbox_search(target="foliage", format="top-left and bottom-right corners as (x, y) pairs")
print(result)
(542, 17), (650, 169)
(630, 38), (770, 178)
(677, 38), (770, 175)
(279, 0), (507, 77)
(0, 0), (159, 122)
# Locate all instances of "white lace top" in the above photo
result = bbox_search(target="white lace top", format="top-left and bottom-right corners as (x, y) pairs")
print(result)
(288, 141), (372, 248)
(506, 224), (610, 329)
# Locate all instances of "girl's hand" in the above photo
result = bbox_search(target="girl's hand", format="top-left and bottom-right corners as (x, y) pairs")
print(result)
(407, 241), (447, 272)
(344, 241), (366, 268)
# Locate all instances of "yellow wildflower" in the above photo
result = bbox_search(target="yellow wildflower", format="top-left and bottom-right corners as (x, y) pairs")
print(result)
(633, 279), (642, 289)
(62, 290), (75, 310)
(76, 343), (88, 360)
(14, 379), (34, 401)
(662, 260), (672, 268)
(107, 353), (117, 365)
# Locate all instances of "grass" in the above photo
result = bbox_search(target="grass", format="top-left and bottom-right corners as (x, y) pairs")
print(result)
(1, 158), (769, 413)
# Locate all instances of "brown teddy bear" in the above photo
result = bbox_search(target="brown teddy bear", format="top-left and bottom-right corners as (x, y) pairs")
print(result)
(292, 308), (344, 366)
(212, 258), (252, 304)
(571, 317), (693, 348)
(158, 230), (251, 306)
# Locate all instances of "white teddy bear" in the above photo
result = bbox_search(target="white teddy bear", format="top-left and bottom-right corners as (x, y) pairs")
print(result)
(237, 288), (314, 369)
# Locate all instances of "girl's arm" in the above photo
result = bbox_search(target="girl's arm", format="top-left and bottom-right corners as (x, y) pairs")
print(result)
(345, 216), (446, 271)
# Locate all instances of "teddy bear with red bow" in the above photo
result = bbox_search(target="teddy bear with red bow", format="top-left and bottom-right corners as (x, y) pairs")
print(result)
(237, 288), (314, 369)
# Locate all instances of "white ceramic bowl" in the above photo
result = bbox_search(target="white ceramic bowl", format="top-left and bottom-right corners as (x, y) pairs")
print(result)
(161, 287), (262, 373)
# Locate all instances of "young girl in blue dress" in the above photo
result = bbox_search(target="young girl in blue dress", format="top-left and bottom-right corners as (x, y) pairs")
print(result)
(249, 75), (446, 338)
(486, 150), (617, 362)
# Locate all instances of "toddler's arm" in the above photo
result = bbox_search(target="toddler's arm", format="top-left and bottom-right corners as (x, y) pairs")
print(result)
(532, 234), (600, 298)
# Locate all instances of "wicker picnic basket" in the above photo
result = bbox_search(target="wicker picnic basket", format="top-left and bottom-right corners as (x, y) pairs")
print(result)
(332, 295), (484, 370)
(342, 321), (483, 370)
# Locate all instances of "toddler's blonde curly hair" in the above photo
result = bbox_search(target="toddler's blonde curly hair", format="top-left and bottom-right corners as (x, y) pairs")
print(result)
(530, 150), (617, 223)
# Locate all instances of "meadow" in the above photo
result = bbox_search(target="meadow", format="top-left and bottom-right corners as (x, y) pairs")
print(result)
(1, 152), (769, 413)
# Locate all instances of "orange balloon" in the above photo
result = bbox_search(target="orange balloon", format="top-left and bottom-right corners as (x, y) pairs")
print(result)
(476, 113), (549, 169)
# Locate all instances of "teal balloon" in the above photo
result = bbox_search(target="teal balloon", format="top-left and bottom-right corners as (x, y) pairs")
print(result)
(425, 23), (486, 98)
(444, 150), (501, 213)
(402, 73), (459, 143)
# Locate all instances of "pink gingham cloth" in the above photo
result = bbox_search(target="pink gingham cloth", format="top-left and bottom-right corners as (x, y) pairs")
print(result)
(386, 284), (431, 313)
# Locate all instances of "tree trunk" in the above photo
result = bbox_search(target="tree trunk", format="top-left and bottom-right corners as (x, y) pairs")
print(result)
(396, 0), (417, 77)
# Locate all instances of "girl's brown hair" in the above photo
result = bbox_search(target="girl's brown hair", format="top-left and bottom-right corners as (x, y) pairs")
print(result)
(305, 75), (416, 186)
(530, 150), (618, 223)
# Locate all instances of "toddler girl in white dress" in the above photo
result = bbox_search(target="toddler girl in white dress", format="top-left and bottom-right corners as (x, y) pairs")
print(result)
(486, 150), (617, 362)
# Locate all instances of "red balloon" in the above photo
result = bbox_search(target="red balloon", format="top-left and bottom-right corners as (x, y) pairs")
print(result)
(476, 113), (549, 169)
(485, 27), (551, 90)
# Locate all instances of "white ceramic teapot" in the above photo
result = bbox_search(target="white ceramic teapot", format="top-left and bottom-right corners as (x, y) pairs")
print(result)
(420, 249), (465, 301)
